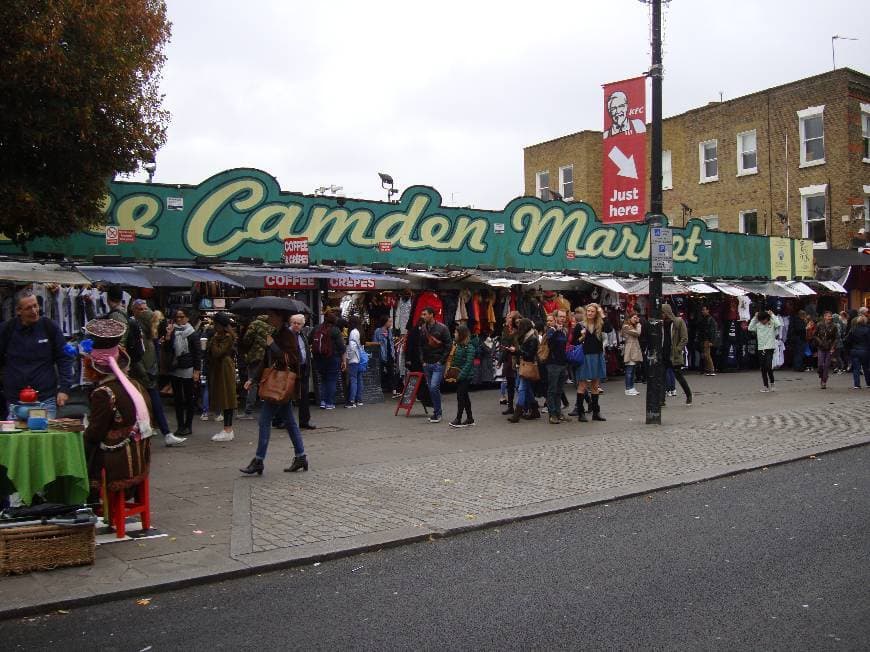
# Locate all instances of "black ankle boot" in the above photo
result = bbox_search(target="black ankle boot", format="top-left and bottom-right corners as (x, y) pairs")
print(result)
(567, 397), (580, 416)
(591, 394), (606, 421)
(240, 458), (264, 475)
(577, 406), (588, 422)
(501, 402), (514, 415)
(284, 455), (309, 472)
(507, 405), (522, 423)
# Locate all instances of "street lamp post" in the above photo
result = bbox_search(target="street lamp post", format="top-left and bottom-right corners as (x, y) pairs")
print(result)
(831, 35), (858, 69)
(644, 0), (665, 425)
(378, 172), (398, 202)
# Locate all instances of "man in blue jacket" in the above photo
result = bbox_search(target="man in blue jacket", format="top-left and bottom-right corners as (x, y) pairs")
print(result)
(1, 292), (73, 418)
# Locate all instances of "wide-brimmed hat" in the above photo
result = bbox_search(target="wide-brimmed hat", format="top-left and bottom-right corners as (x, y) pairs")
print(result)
(83, 318), (130, 375)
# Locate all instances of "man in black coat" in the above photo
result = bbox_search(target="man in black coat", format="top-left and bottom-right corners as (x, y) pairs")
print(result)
(290, 314), (315, 429)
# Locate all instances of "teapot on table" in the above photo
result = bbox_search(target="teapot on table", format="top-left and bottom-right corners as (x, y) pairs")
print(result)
(19, 387), (38, 403)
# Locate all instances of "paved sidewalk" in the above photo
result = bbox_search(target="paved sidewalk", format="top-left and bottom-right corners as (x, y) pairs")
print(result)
(1, 369), (868, 617)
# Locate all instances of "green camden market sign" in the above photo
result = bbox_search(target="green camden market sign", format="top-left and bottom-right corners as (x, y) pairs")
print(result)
(0, 168), (812, 278)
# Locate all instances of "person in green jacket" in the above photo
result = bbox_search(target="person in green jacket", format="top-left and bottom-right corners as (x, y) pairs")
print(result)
(449, 324), (476, 428)
(748, 309), (783, 392)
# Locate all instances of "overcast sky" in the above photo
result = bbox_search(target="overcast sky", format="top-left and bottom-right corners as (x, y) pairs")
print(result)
(133, 0), (869, 210)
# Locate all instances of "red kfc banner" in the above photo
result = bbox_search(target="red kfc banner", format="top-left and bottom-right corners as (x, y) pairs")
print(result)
(602, 76), (647, 223)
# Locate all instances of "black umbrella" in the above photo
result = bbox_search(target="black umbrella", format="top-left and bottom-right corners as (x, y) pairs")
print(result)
(230, 296), (311, 315)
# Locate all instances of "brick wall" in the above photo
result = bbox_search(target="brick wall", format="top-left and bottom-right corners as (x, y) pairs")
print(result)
(523, 68), (870, 249)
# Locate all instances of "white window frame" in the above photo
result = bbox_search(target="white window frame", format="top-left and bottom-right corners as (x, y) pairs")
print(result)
(861, 103), (870, 163)
(699, 139), (718, 183)
(797, 105), (825, 168)
(800, 183), (828, 249)
(535, 170), (549, 200)
(558, 165), (574, 201)
(739, 209), (759, 235)
(662, 150), (673, 190)
(698, 215), (719, 230)
(736, 129), (758, 176)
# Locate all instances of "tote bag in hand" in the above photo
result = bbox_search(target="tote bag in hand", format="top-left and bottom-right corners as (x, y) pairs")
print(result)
(258, 353), (297, 404)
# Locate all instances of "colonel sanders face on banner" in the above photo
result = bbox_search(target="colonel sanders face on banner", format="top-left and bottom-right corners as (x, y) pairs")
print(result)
(604, 90), (647, 139)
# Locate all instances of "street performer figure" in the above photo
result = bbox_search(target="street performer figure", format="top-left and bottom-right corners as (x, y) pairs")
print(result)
(81, 318), (153, 498)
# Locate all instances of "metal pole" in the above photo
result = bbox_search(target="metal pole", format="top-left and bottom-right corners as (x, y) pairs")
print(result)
(645, 0), (664, 425)
(832, 35), (836, 70)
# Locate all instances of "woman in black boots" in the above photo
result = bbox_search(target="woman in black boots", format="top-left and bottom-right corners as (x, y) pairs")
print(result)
(500, 311), (521, 416)
(573, 303), (610, 422)
(509, 319), (540, 423)
(240, 309), (308, 476)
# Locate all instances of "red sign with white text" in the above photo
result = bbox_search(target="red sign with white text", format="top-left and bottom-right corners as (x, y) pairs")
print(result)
(602, 76), (647, 223)
(263, 275), (318, 290)
(283, 237), (309, 266)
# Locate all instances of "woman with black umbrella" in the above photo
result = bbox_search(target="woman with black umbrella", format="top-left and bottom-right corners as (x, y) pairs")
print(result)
(239, 309), (308, 475)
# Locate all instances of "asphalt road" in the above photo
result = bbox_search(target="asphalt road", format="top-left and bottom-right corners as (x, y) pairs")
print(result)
(3, 445), (868, 651)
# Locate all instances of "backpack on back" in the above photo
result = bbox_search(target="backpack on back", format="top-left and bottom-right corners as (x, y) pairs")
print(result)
(311, 323), (334, 358)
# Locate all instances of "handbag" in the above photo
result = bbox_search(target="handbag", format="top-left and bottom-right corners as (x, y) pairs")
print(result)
(258, 353), (297, 404)
(536, 334), (550, 363)
(443, 344), (461, 382)
(424, 326), (442, 349)
(519, 359), (540, 381)
(566, 343), (585, 365)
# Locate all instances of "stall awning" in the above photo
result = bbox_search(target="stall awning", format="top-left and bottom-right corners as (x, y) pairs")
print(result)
(685, 282), (719, 294)
(784, 281), (816, 296)
(138, 267), (244, 287)
(818, 280), (848, 293)
(586, 277), (632, 294)
(0, 261), (90, 285)
(76, 266), (153, 288)
(218, 267), (409, 290)
(624, 279), (690, 296)
(714, 282), (750, 297)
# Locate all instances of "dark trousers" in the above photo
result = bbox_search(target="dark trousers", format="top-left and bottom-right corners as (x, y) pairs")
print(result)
(505, 365), (516, 407)
(759, 349), (775, 387)
(297, 364), (311, 426)
(455, 379), (472, 421)
(664, 362), (692, 400)
(170, 376), (195, 431)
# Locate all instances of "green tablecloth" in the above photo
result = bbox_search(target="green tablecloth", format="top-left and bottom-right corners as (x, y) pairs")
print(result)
(0, 430), (89, 505)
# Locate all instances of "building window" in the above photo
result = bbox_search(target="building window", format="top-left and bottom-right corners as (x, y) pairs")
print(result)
(800, 184), (827, 248)
(699, 140), (718, 183)
(535, 171), (549, 200)
(559, 165), (574, 200)
(797, 105), (825, 167)
(861, 103), (870, 162)
(739, 210), (758, 235)
(737, 130), (757, 175)
(662, 150), (672, 190)
(699, 215), (719, 230)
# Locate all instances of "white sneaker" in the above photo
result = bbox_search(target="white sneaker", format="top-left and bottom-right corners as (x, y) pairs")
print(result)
(200, 413), (210, 421)
(760, 387), (769, 393)
(211, 430), (234, 442)
(625, 389), (639, 396)
(769, 384), (776, 392)
(164, 433), (187, 447)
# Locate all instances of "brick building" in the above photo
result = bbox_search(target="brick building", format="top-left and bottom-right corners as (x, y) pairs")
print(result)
(524, 68), (870, 252)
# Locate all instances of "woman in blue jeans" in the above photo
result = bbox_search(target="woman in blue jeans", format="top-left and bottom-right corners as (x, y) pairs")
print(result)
(240, 310), (308, 475)
(509, 319), (540, 423)
(345, 316), (364, 407)
(846, 316), (870, 389)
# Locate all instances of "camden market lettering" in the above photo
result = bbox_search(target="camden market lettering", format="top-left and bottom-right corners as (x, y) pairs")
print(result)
(0, 168), (806, 278)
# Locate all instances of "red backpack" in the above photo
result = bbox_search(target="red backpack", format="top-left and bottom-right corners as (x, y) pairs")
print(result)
(311, 323), (334, 358)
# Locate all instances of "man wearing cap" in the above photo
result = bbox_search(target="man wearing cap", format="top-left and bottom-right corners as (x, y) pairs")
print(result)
(105, 286), (148, 386)
(0, 292), (73, 419)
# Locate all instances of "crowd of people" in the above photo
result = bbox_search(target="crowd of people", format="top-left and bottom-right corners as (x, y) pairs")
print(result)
(2, 285), (868, 486)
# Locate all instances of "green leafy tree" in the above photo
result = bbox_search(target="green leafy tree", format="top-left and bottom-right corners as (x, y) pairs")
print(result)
(0, 0), (171, 244)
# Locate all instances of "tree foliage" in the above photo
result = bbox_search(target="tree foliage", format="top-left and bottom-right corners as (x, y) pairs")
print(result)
(0, 0), (171, 244)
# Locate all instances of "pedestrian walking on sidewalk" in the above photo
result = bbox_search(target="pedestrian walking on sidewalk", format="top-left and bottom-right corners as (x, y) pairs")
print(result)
(448, 325), (475, 428)
(699, 305), (718, 376)
(509, 318), (540, 423)
(544, 310), (569, 424)
(845, 315), (870, 389)
(239, 314), (271, 419)
(345, 316), (364, 408)
(162, 308), (201, 437)
(748, 309), (782, 392)
(240, 310), (307, 476)
(813, 311), (839, 390)
(621, 313), (643, 396)
(572, 303), (611, 421)
(500, 311), (521, 416)
(207, 313), (238, 442)
(661, 304), (692, 406)
(419, 307), (452, 423)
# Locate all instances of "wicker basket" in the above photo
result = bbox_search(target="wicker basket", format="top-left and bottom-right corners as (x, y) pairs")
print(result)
(0, 523), (95, 574)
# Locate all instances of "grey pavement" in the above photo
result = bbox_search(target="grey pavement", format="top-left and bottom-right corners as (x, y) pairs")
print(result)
(1, 368), (868, 618)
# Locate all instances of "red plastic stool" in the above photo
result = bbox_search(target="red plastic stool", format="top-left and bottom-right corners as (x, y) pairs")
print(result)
(100, 475), (151, 538)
